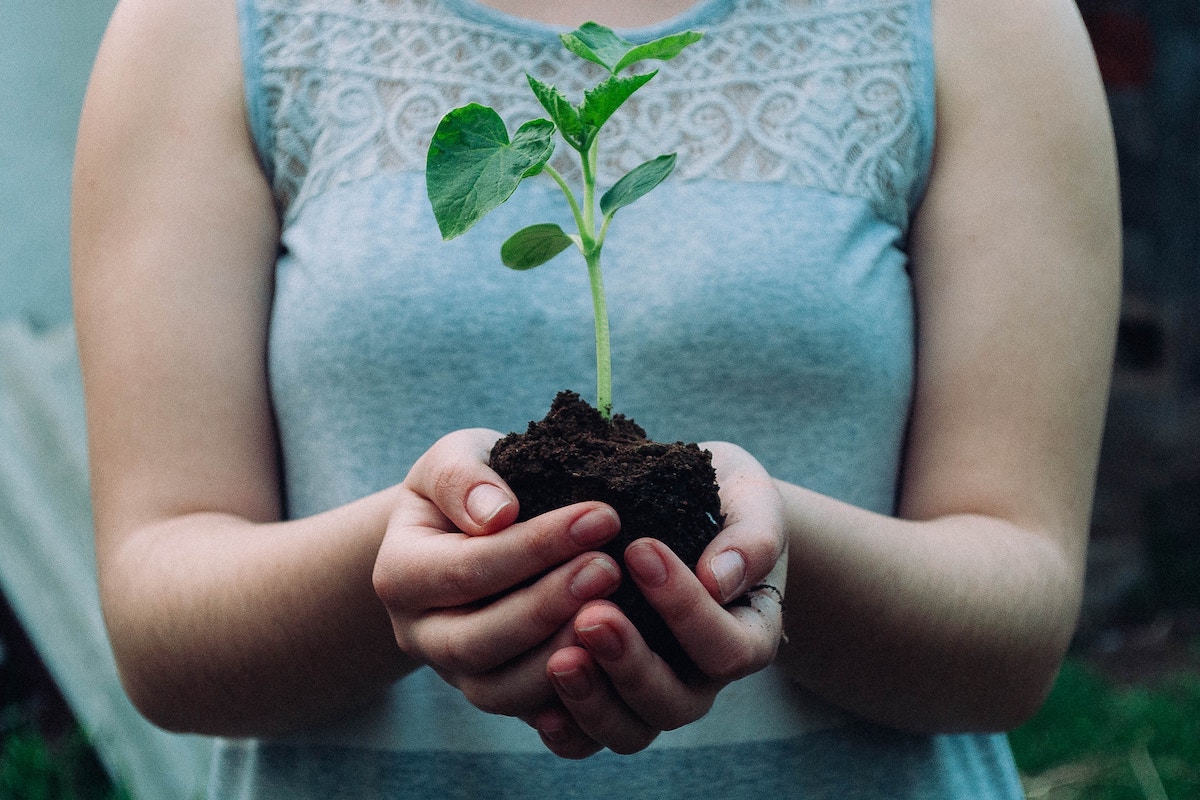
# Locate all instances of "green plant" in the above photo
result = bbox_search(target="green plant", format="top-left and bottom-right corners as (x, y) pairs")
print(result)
(425, 22), (702, 419)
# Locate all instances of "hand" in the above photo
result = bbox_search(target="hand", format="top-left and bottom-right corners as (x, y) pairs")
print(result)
(372, 428), (624, 721)
(536, 442), (788, 758)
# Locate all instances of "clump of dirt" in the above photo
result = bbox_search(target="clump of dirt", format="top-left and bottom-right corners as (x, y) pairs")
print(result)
(489, 391), (723, 676)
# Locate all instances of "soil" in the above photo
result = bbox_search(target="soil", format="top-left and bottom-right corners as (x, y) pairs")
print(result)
(489, 390), (724, 677)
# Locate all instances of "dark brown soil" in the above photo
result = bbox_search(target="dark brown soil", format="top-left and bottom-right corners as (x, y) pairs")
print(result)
(489, 391), (723, 677)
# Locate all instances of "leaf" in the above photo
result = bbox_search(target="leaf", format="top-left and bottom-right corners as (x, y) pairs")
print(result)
(527, 75), (587, 151)
(600, 153), (677, 217)
(560, 22), (702, 75)
(501, 223), (574, 270)
(612, 30), (704, 74)
(579, 72), (656, 133)
(426, 104), (556, 240)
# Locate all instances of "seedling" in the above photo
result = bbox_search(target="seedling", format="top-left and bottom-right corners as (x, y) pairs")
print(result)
(426, 22), (702, 420)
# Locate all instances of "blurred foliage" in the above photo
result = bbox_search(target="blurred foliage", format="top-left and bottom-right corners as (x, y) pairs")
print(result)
(0, 723), (129, 800)
(1011, 658), (1200, 799)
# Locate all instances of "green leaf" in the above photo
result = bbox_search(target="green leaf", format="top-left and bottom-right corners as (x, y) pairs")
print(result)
(579, 72), (656, 133)
(560, 22), (702, 75)
(501, 223), (574, 269)
(527, 75), (587, 151)
(426, 104), (556, 240)
(600, 153), (677, 217)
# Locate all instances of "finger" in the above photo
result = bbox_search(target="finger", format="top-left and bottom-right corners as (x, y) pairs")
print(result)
(446, 624), (580, 718)
(405, 428), (519, 535)
(545, 643), (661, 755)
(376, 502), (620, 610)
(529, 706), (605, 760)
(625, 538), (784, 682)
(567, 602), (717, 733)
(696, 441), (787, 604)
(404, 553), (621, 675)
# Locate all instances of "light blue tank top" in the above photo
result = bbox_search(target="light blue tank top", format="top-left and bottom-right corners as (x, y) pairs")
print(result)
(214, 0), (1026, 796)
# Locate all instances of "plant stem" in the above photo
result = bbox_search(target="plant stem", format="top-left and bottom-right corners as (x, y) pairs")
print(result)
(581, 140), (598, 237)
(542, 164), (587, 242)
(585, 247), (613, 419)
(572, 138), (611, 418)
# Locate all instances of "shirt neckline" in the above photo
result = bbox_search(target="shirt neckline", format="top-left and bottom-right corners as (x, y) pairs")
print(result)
(437, 0), (732, 41)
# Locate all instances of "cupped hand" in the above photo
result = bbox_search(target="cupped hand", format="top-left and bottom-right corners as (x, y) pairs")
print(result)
(535, 441), (788, 758)
(372, 428), (624, 721)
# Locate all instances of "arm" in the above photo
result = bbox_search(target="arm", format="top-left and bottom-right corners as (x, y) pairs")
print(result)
(74, 0), (623, 736)
(72, 0), (415, 735)
(772, 0), (1121, 732)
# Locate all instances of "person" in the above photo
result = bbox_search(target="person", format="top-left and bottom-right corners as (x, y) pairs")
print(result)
(70, 0), (1120, 795)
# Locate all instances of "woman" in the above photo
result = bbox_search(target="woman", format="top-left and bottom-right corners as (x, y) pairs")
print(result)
(71, 0), (1120, 795)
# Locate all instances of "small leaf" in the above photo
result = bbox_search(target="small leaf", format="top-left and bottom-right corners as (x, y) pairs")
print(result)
(579, 72), (656, 133)
(501, 223), (574, 269)
(612, 30), (704, 74)
(560, 22), (702, 75)
(527, 75), (587, 151)
(559, 23), (632, 74)
(426, 104), (556, 240)
(600, 153), (677, 217)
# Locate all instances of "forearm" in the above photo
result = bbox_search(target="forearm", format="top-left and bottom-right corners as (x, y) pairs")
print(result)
(99, 487), (416, 737)
(774, 480), (1082, 734)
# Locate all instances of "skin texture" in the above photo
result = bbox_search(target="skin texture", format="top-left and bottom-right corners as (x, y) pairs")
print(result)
(72, 0), (1119, 758)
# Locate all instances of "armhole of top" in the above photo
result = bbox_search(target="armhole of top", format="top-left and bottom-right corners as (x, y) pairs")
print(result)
(906, 0), (937, 220)
(237, 0), (275, 186)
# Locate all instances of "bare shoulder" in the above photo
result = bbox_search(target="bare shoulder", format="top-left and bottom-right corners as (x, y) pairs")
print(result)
(81, 0), (246, 137)
(74, 0), (257, 221)
(918, 0), (1119, 296)
(919, 0), (1119, 286)
(930, 0), (1112, 139)
(94, 0), (243, 73)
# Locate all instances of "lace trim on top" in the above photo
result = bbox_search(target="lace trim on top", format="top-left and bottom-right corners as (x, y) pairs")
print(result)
(250, 0), (932, 229)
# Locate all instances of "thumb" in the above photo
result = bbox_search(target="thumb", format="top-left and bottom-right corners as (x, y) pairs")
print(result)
(405, 428), (520, 535)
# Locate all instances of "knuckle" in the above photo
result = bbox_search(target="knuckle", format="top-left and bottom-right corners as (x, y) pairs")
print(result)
(372, 560), (411, 609)
(520, 515), (572, 566)
(427, 629), (488, 675)
(701, 643), (759, 683)
(430, 460), (474, 509)
(661, 587), (708, 630)
(409, 431), (490, 506)
(390, 619), (428, 664)
(439, 550), (491, 603)
(526, 585), (572, 633)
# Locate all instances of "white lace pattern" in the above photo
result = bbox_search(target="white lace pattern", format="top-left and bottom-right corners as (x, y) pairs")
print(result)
(252, 0), (928, 228)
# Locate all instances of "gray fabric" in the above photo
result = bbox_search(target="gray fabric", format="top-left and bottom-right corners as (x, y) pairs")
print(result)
(214, 0), (1027, 796)
(210, 725), (1024, 799)
(268, 176), (916, 519)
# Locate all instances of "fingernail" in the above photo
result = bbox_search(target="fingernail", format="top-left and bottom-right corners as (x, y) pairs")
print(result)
(551, 666), (591, 701)
(625, 541), (668, 588)
(577, 622), (624, 661)
(569, 507), (619, 547)
(569, 557), (620, 600)
(466, 483), (512, 527)
(710, 550), (746, 603)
